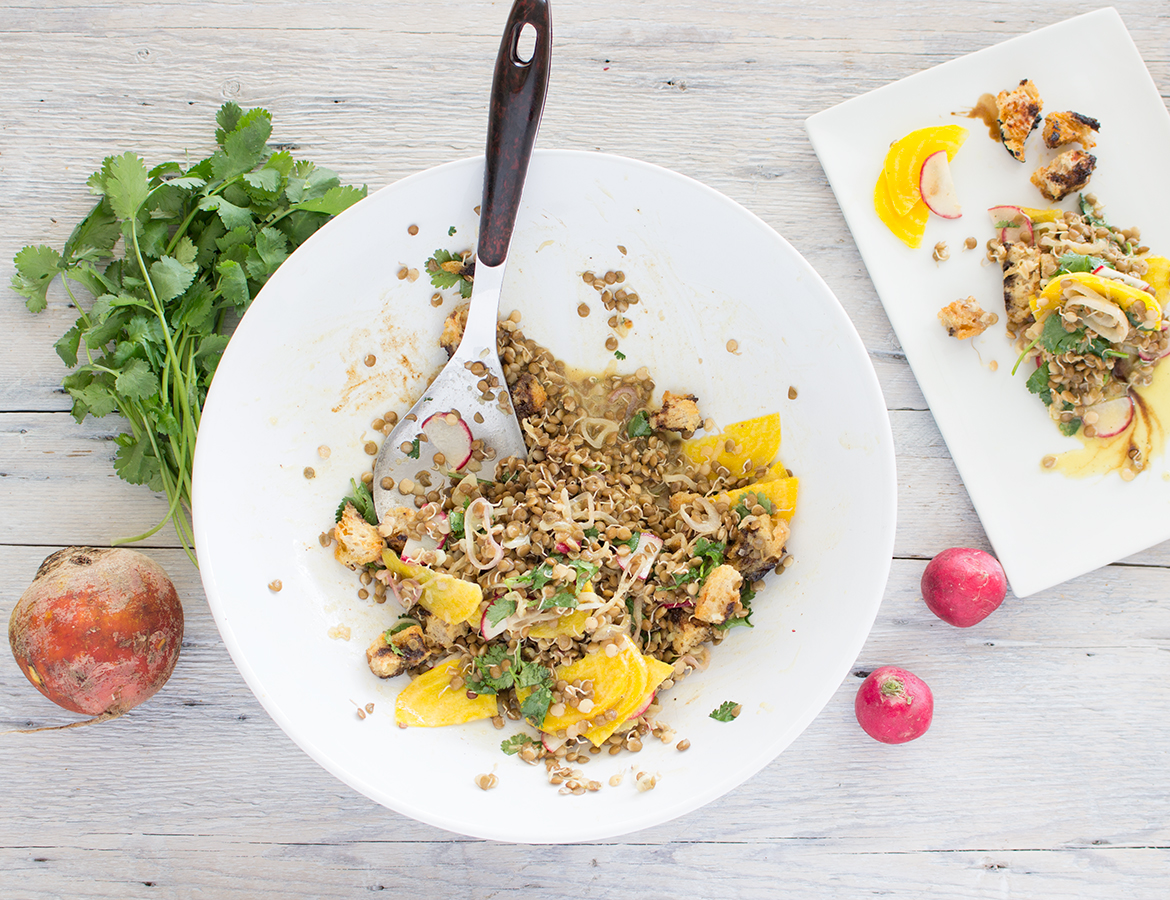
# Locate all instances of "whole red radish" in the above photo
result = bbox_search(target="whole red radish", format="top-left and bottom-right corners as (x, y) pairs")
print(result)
(9, 547), (183, 719)
(921, 547), (1007, 627)
(855, 666), (933, 744)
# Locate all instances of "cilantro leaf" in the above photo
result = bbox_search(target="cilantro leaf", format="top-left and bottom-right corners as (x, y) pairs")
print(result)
(520, 684), (553, 724)
(406, 435), (421, 459)
(465, 645), (515, 695)
(733, 491), (774, 519)
(291, 185), (366, 216)
(12, 245), (63, 312)
(709, 701), (740, 722)
(626, 410), (652, 438)
(1079, 194), (1108, 228)
(1025, 362), (1053, 406)
(1053, 254), (1106, 276)
(500, 734), (537, 755)
(149, 256), (197, 304)
(614, 350), (626, 360)
(426, 249), (474, 298)
(95, 151), (150, 221)
(1059, 417), (1083, 437)
(335, 478), (378, 525)
(448, 509), (466, 541)
(485, 595), (517, 627)
(115, 358), (159, 401)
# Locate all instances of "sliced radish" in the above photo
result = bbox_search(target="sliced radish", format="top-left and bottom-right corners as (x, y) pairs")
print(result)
(542, 732), (567, 753)
(480, 607), (509, 640)
(658, 597), (694, 610)
(988, 205), (1032, 245)
(400, 508), (449, 564)
(629, 691), (656, 720)
(1085, 395), (1135, 438)
(1091, 265), (1152, 292)
(420, 411), (474, 470)
(615, 533), (663, 581)
(919, 151), (962, 219)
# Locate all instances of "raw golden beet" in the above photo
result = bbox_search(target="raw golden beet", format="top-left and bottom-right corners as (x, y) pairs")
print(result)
(8, 547), (183, 717)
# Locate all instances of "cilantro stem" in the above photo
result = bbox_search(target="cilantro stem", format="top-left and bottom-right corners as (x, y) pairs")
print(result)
(1011, 335), (1041, 376)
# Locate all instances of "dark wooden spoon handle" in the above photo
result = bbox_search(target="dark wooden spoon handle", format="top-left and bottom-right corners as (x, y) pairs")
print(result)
(478, 0), (551, 268)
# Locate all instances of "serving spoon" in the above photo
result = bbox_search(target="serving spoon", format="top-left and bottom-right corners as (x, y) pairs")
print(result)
(372, 0), (551, 521)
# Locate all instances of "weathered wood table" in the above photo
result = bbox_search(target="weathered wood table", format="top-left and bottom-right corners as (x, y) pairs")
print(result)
(2, 1), (1168, 896)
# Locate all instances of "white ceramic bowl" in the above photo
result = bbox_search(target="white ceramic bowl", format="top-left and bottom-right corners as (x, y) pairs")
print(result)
(193, 149), (896, 843)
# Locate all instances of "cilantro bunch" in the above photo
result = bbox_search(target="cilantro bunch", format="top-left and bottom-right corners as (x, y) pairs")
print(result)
(12, 103), (366, 565)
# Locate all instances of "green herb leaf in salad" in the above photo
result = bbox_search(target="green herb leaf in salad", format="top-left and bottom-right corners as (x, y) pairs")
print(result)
(709, 701), (741, 722)
(336, 478), (378, 526)
(1053, 253), (1107, 276)
(12, 103), (366, 566)
(626, 409), (653, 438)
(1026, 362), (1053, 405)
(500, 733), (538, 755)
(425, 248), (474, 299)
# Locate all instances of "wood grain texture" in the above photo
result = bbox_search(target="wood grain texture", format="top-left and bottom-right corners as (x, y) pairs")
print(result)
(2, 1), (1169, 897)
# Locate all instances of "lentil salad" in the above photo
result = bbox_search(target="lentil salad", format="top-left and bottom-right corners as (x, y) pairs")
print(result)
(990, 194), (1170, 449)
(328, 305), (798, 774)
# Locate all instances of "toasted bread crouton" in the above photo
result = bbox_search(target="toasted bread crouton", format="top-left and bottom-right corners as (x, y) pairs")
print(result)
(938, 296), (999, 340)
(649, 391), (703, 437)
(996, 79), (1043, 161)
(669, 491), (700, 513)
(693, 564), (743, 625)
(1001, 242), (1042, 337)
(511, 372), (548, 418)
(439, 304), (468, 359)
(666, 608), (713, 656)
(729, 512), (790, 582)
(334, 503), (385, 567)
(1030, 150), (1097, 202)
(1042, 111), (1100, 150)
(366, 625), (430, 678)
(424, 613), (468, 649)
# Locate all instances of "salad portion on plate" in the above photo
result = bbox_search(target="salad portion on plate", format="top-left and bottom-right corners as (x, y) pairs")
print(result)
(807, 7), (1170, 596)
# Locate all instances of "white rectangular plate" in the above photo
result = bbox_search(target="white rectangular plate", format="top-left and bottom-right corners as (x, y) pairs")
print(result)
(807, 8), (1170, 597)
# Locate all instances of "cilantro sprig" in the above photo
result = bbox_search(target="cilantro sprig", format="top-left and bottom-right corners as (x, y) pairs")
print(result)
(13, 103), (366, 565)
(336, 478), (378, 526)
(671, 538), (726, 587)
(465, 645), (555, 725)
(426, 248), (474, 298)
(709, 701), (741, 722)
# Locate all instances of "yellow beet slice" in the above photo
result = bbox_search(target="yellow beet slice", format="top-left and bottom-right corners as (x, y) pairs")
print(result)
(683, 413), (782, 476)
(527, 608), (591, 640)
(874, 170), (929, 249)
(382, 548), (434, 584)
(381, 549), (482, 625)
(582, 656), (675, 746)
(882, 124), (968, 216)
(1145, 256), (1169, 308)
(1035, 271), (1162, 325)
(395, 659), (497, 727)
(1020, 206), (1061, 223)
(536, 637), (647, 737)
(720, 476), (799, 522)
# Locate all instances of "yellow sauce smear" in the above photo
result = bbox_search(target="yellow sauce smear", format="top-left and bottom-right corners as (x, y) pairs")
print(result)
(1056, 360), (1170, 478)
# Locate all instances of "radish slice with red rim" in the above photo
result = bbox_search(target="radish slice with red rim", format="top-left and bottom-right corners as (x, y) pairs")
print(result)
(919, 151), (962, 219)
(614, 532), (663, 581)
(988, 205), (1032, 245)
(1091, 266), (1152, 292)
(421, 411), (474, 471)
(1084, 395), (1135, 438)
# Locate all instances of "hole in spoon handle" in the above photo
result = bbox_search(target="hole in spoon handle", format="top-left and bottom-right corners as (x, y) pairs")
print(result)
(478, 0), (551, 269)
